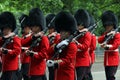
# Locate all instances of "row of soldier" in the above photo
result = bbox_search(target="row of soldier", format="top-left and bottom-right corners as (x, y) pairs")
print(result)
(0, 7), (119, 80)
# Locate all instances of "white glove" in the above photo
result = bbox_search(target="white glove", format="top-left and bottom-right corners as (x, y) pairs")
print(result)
(79, 28), (88, 32)
(47, 60), (55, 67)
(48, 32), (57, 38)
(107, 31), (115, 36)
(56, 39), (69, 48)
(33, 31), (44, 37)
(4, 32), (15, 38)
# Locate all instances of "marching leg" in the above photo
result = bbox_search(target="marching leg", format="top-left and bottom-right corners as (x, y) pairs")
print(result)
(105, 66), (118, 80)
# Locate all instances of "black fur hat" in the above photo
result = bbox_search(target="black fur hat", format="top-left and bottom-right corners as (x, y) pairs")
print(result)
(46, 14), (55, 29)
(89, 14), (95, 31)
(19, 14), (29, 29)
(89, 14), (95, 26)
(0, 11), (16, 31)
(101, 10), (118, 29)
(74, 9), (90, 28)
(55, 11), (77, 34)
(29, 8), (46, 30)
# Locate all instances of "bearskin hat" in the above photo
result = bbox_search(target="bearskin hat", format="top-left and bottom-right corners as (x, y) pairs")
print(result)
(55, 11), (77, 34)
(0, 11), (16, 31)
(89, 14), (95, 31)
(19, 14), (29, 29)
(29, 8), (46, 30)
(74, 9), (90, 28)
(46, 13), (55, 29)
(101, 10), (118, 29)
(89, 14), (95, 26)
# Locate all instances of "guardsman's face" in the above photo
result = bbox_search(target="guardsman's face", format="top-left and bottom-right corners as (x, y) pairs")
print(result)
(105, 25), (114, 32)
(48, 28), (55, 34)
(23, 26), (31, 35)
(3, 27), (12, 36)
(31, 26), (41, 34)
(78, 25), (84, 30)
(60, 31), (70, 40)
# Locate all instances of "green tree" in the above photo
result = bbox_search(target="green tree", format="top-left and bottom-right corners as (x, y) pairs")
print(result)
(0, 0), (120, 36)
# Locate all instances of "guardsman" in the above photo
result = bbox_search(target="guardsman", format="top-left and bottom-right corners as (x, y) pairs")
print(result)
(98, 10), (120, 80)
(20, 14), (31, 80)
(46, 13), (60, 80)
(74, 9), (91, 80)
(86, 14), (97, 80)
(47, 11), (77, 80)
(0, 12), (21, 80)
(46, 13), (60, 46)
(22, 8), (49, 80)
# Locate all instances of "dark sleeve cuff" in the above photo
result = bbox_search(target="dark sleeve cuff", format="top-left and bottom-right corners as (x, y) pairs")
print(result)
(3, 49), (8, 54)
(29, 52), (34, 57)
(54, 63), (59, 69)
(104, 47), (109, 50)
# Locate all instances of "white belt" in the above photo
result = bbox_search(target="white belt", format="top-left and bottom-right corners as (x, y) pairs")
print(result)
(105, 49), (119, 52)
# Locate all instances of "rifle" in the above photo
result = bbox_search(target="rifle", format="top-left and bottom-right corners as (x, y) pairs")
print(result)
(2, 28), (18, 48)
(48, 16), (55, 28)
(73, 20), (100, 40)
(51, 31), (77, 59)
(102, 26), (120, 45)
(47, 16), (56, 44)
(89, 20), (100, 33)
(28, 28), (48, 51)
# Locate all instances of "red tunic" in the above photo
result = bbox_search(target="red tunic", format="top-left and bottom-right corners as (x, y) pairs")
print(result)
(98, 32), (120, 66)
(0, 36), (21, 72)
(48, 41), (77, 80)
(22, 35), (49, 75)
(75, 32), (91, 67)
(47, 34), (60, 59)
(21, 34), (31, 64)
(89, 34), (96, 64)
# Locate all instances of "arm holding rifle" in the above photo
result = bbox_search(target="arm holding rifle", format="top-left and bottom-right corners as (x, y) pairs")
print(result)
(47, 40), (77, 69)
(98, 26), (120, 50)
(24, 28), (49, 59)
(47, 32), (77, 68)
(99, 31), (120, 50)
(0, 27), (21, 55)
(0, 35), (21, 56)
(24, 31), (44, 56)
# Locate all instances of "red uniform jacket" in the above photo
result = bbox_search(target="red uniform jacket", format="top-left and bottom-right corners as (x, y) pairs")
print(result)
(21, 34), (31, 64)
(48, 41), (77, 80)
(75, 32), (91, 67)
(98, 32), (120, 66)
(47, 34), (60, 59)
(0, 36), (21, 72)
(89, 34), (96, 64)
(53, 34), (60, 45)
(22, 35), (49, 75)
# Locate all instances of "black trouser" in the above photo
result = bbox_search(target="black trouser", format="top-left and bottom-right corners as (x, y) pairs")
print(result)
(16, 69), (22, 80)
(21, 63), (30, 80)
(1, 70), (18, 80)
(48, 67), (54, 80)
(76, 66), (89, 80)
(30, 75), (46, 80)
(83, 64), (93, 80)
(105, 66), (118, 80)
(42, 75), (47, 80)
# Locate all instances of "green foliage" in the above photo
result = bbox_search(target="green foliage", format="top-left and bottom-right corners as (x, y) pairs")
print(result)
(0, 0), (120, 36)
